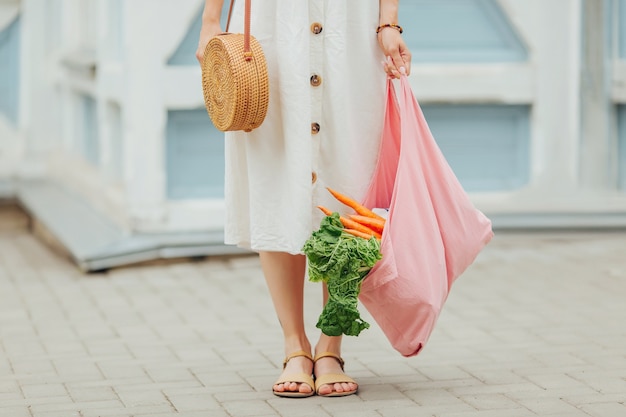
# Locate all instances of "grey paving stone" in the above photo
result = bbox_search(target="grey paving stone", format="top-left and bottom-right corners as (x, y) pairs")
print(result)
(322, 398), (415, 413)
(31, 410), (80, 417)
(96, 361), (147, 380)
(213, 390), (270, 403)
(323, 410), (382, 417)
(21, 383), (68, 399)
(65, 385), (119, 402)
(0, 391), (24, 402)
(438, 409), (537, 417)
(133, 413), (231, 417)
(513, 397), (588, 415)
(417, 365), (477, 382)
(0, 406), (32, 417)
(84, 340), (132, 358)
(166, 393), (221, 412)
(578, 402), (626, 417)
(143, 365), (196, 384)
(562, 392), (626, 407)
(29, 399), (121, 414)
(2, 223), (626, 417)
(67, 376), (154, 388)
(270, 402), (333, 417)
(43, 339), (90, 356)
(0, 379), (22, 395)
(10, 359), (57, 377)
(375, 403), (455, 417)
(356, 383), (412, 401)
(221, 400), (278, 417)
(458, 393), (522, 410)
(447, 382), (544, 397)
(54, 359), (104, 381)
(397, 378), (484, 392)
(114, 387), (172, 408)
(403, 388), (471, 407)
(80, 409), (132, 417)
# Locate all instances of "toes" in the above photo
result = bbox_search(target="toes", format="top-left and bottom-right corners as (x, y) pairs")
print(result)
(317, 382), (356, 395)
(279, 381), (312, 393)
(345, 382), (357, 392)
(332, 382), (355, 393)
(318, 384), (332, 395)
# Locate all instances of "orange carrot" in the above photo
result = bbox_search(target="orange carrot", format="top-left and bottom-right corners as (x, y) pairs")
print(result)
(343, 228), (376, 240)
(318, 204), (382, 239)
(338, 216), (381, 238)
(326, 187), (385, 221)
(317, 205), (333, 216)
(349, 214), (385, 233)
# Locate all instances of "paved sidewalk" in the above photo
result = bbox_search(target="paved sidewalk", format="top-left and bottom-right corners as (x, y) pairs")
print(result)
(0, 206), (625, 417)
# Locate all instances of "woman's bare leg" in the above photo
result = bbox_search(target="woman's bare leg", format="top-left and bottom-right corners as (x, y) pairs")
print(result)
(259, 251), (313, 394)
(314, 284), (359, 395)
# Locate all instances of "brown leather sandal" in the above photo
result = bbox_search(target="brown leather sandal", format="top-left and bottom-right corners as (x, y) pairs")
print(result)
(313, 352), (358, 397)
(272, 350), (315, 398)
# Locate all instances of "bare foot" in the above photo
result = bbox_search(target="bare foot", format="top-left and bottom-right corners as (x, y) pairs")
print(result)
(273, 354), (314, 395)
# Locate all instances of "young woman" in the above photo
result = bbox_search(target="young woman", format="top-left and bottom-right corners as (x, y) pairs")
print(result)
(196, 0), (411, 398)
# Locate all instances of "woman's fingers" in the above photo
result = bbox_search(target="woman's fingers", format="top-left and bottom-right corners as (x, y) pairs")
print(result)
(196, 24), (223, 65)
(378, 29), (412, 78)
(390, 43), (412, 77)
(390, 51), (405, 77)
(387, 56), (399, 78)
(400, 46), (412, 75)
(196, 35), (213, 64)
(195, 46), (205, 64)
(381, 58), (397, 79)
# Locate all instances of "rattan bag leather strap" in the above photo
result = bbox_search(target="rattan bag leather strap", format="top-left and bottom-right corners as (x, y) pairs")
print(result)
(226, 0), (252, 60)
(225, 0), (236, 32)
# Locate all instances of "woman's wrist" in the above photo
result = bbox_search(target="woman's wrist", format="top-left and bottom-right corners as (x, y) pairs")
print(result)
(201, 0), (224, 26)
(376, 23), (403, 34)
(202, 15), (221, 27)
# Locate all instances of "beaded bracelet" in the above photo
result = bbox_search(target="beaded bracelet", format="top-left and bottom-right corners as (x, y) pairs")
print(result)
(376, 23), (403, 34)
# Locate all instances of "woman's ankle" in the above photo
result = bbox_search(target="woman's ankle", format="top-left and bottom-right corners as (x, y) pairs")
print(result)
(284, 335), (312, 355)
(315, 334), (343, 356)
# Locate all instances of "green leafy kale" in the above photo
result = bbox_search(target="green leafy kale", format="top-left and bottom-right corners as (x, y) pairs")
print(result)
(302, 212), (382, 336)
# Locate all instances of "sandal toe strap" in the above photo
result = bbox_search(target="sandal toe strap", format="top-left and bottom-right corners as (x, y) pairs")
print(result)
(314, 373), (357, 391)
(274, 373), (315, 389)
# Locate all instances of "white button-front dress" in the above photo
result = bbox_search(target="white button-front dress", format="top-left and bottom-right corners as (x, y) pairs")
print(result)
(224, 0), (387, 254)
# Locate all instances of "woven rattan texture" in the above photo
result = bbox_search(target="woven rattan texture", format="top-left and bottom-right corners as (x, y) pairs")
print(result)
(202, 33), (269, 132)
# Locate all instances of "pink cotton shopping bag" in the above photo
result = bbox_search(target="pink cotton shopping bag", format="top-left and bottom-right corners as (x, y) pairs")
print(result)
(359, 75), (493, 357)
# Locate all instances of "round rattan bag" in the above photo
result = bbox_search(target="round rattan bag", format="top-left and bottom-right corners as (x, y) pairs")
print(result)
(201, 31), (269, 133)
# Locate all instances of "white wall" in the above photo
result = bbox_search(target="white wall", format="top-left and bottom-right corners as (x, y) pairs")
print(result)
(5, 0), (626, 234)
(0, 0), (22, 195)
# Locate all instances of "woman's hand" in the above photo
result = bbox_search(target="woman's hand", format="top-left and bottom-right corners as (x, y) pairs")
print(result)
(378, 28), (411, 78)
(195, 23), (222, 64)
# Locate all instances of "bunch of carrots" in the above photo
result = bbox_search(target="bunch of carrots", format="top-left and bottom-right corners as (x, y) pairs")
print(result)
(318, 187), (386, 240)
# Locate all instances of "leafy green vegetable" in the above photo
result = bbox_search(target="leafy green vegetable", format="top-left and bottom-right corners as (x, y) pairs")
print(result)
(302, 212), (382, 336)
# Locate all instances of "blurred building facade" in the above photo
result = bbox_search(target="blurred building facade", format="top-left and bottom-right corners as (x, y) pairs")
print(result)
(0, 0), (623, 270)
